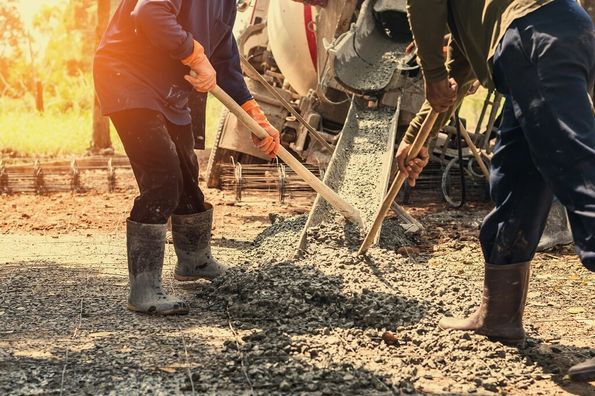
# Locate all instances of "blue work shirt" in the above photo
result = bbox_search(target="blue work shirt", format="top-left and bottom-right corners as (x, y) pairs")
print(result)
(93, 0), (252, 126)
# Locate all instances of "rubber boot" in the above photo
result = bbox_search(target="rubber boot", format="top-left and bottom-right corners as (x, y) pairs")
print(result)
(438, 261), (530, 346)
(172, 203), (228, 281)
(127, 220), (189, 315)
(569, 357), (595, 382)
(537, 199), (573, 252)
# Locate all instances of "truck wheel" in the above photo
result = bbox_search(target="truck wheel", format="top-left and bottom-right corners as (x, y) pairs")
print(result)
(206, 110), (233, 188)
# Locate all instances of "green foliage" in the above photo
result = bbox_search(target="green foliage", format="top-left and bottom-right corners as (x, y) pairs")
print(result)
(0, 94), (224, 156)
(0, 0), (27, 96)
(0, 0), (25, 56)
(0, 97), (123, 157)
(0, 1), (95, 105)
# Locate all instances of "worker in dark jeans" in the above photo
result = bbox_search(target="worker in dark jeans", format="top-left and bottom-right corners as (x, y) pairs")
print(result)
(94, 0), (280, 315)
(399, 0), (595, 381)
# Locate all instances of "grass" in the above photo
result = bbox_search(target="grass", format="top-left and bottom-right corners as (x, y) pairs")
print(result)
(0, 95), (225, 158)
(0, 85), (495, 158)
(459, 87), (502, 133)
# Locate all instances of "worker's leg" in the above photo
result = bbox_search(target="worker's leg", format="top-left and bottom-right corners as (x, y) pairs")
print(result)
(490, 0), (595, 380)
(492, 0), (595, 271)
(164, 119), (228, 281)
(110, 109), (185, 224)
(438, 101), (547, 344)
(479, 100), (554, 265)
(164, 120), (207, 215)
(110, 109), (188, 315)
(438, 0), (595, 341)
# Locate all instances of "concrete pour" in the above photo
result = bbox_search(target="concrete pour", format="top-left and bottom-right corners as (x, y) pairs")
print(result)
(336, 51), (401, 93)
(299, 101), (411, 258)
(1, 218), (593, 394)
(207, 213), (592, 395)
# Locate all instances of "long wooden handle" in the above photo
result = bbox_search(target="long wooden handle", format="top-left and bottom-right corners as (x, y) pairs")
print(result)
(457, 122), (490, 180)
(358, 110), (439, 255)
(211, 85), (363, 227)
(240, 56), (334, 153)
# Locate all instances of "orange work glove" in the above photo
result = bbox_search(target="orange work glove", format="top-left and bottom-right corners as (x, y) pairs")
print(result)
(241, 99), (281, 158)
(182, 40), (216, 92)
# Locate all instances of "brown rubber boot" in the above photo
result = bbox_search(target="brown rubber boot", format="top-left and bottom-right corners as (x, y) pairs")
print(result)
(569, 357), (595, 382)
(438, 261), (530, 346)
(126, 220), (189, 315)
(172, 203), (228, 282)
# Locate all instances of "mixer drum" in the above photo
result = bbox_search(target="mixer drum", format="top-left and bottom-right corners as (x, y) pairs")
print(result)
(267, 1), (318, 96)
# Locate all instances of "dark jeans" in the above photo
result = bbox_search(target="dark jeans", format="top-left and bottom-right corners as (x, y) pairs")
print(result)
(480, 0), (595, 271)
(110, 109), (206, 224)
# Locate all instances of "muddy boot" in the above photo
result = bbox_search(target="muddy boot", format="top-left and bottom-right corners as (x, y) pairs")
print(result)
(127, 220), (189, 315)
(172, 203), (228, 281)
(569, 357), (595, 382)
(537, 199), (573, 252)
(438, 261), (530, 346)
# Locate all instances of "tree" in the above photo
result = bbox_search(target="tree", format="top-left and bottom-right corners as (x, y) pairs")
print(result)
(0, 0), (26, 96)
(90, 0), (113, 154)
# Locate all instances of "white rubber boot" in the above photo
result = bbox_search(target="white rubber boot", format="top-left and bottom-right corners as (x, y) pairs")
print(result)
(127, 220), (189, 315)
(172, 203), (228, 281)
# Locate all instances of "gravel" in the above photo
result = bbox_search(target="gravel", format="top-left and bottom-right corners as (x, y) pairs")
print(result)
(2, 215), (593, 395)
(336, 109), (396, 226)
(338, 51), (401, 93)
(198, 208), (575, 394)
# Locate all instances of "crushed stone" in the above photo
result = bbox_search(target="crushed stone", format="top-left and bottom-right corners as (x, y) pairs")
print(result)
(199, 211), (564, 394)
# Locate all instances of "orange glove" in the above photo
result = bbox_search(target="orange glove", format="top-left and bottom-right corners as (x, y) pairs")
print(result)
(241, 99), (281, 158)
(182, 40), (216, 92)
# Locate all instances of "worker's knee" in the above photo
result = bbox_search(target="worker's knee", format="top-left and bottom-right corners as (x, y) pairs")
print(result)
(157, 163), (185, 215)
(131, 150), (185, 224)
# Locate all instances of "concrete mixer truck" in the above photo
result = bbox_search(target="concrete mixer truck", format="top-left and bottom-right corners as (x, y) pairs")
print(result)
(205, 0), (426, 191)
(205, 0), (575, 253)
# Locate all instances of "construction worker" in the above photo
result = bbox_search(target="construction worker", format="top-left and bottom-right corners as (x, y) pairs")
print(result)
(93, 0), (280, 315)
(398, 0), (595, 381)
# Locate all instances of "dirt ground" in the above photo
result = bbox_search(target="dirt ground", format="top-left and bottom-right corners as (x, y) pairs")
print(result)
(0, 168), (593, 395)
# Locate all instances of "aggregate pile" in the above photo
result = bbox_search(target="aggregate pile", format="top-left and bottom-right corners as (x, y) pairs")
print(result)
(192, 100), (576, 394)
(201, 214), (571, 395)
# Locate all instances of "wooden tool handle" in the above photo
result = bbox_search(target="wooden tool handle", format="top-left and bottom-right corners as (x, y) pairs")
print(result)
(358, 110), (439, 255)
(240, 56), (334, 153)
(211, 86), (364, 227)
(458, 124), (490, 180)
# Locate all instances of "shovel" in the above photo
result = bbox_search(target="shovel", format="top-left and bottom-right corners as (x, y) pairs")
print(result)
(358, 110), (439, 255)
(210, 85), (364, 228)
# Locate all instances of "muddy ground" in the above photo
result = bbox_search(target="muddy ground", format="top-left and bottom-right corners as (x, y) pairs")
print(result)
(0, 167), (593, 395)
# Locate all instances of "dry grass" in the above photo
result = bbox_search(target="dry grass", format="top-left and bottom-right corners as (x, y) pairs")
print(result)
(0, 95), (224, 157)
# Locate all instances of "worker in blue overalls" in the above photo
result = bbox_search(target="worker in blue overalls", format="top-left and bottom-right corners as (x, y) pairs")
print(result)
(400, 0), (595, 381)
(94, 0), (280, 315)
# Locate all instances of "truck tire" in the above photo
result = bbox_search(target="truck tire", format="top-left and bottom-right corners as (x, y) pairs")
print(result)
(205, 110), (232, 188)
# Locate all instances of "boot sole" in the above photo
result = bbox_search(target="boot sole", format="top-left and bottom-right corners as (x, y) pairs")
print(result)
(174, 273), (201, 281)
(127, 304), (189, 316)
(174, 273), (216, 282)
(569, 368), (595, 382)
